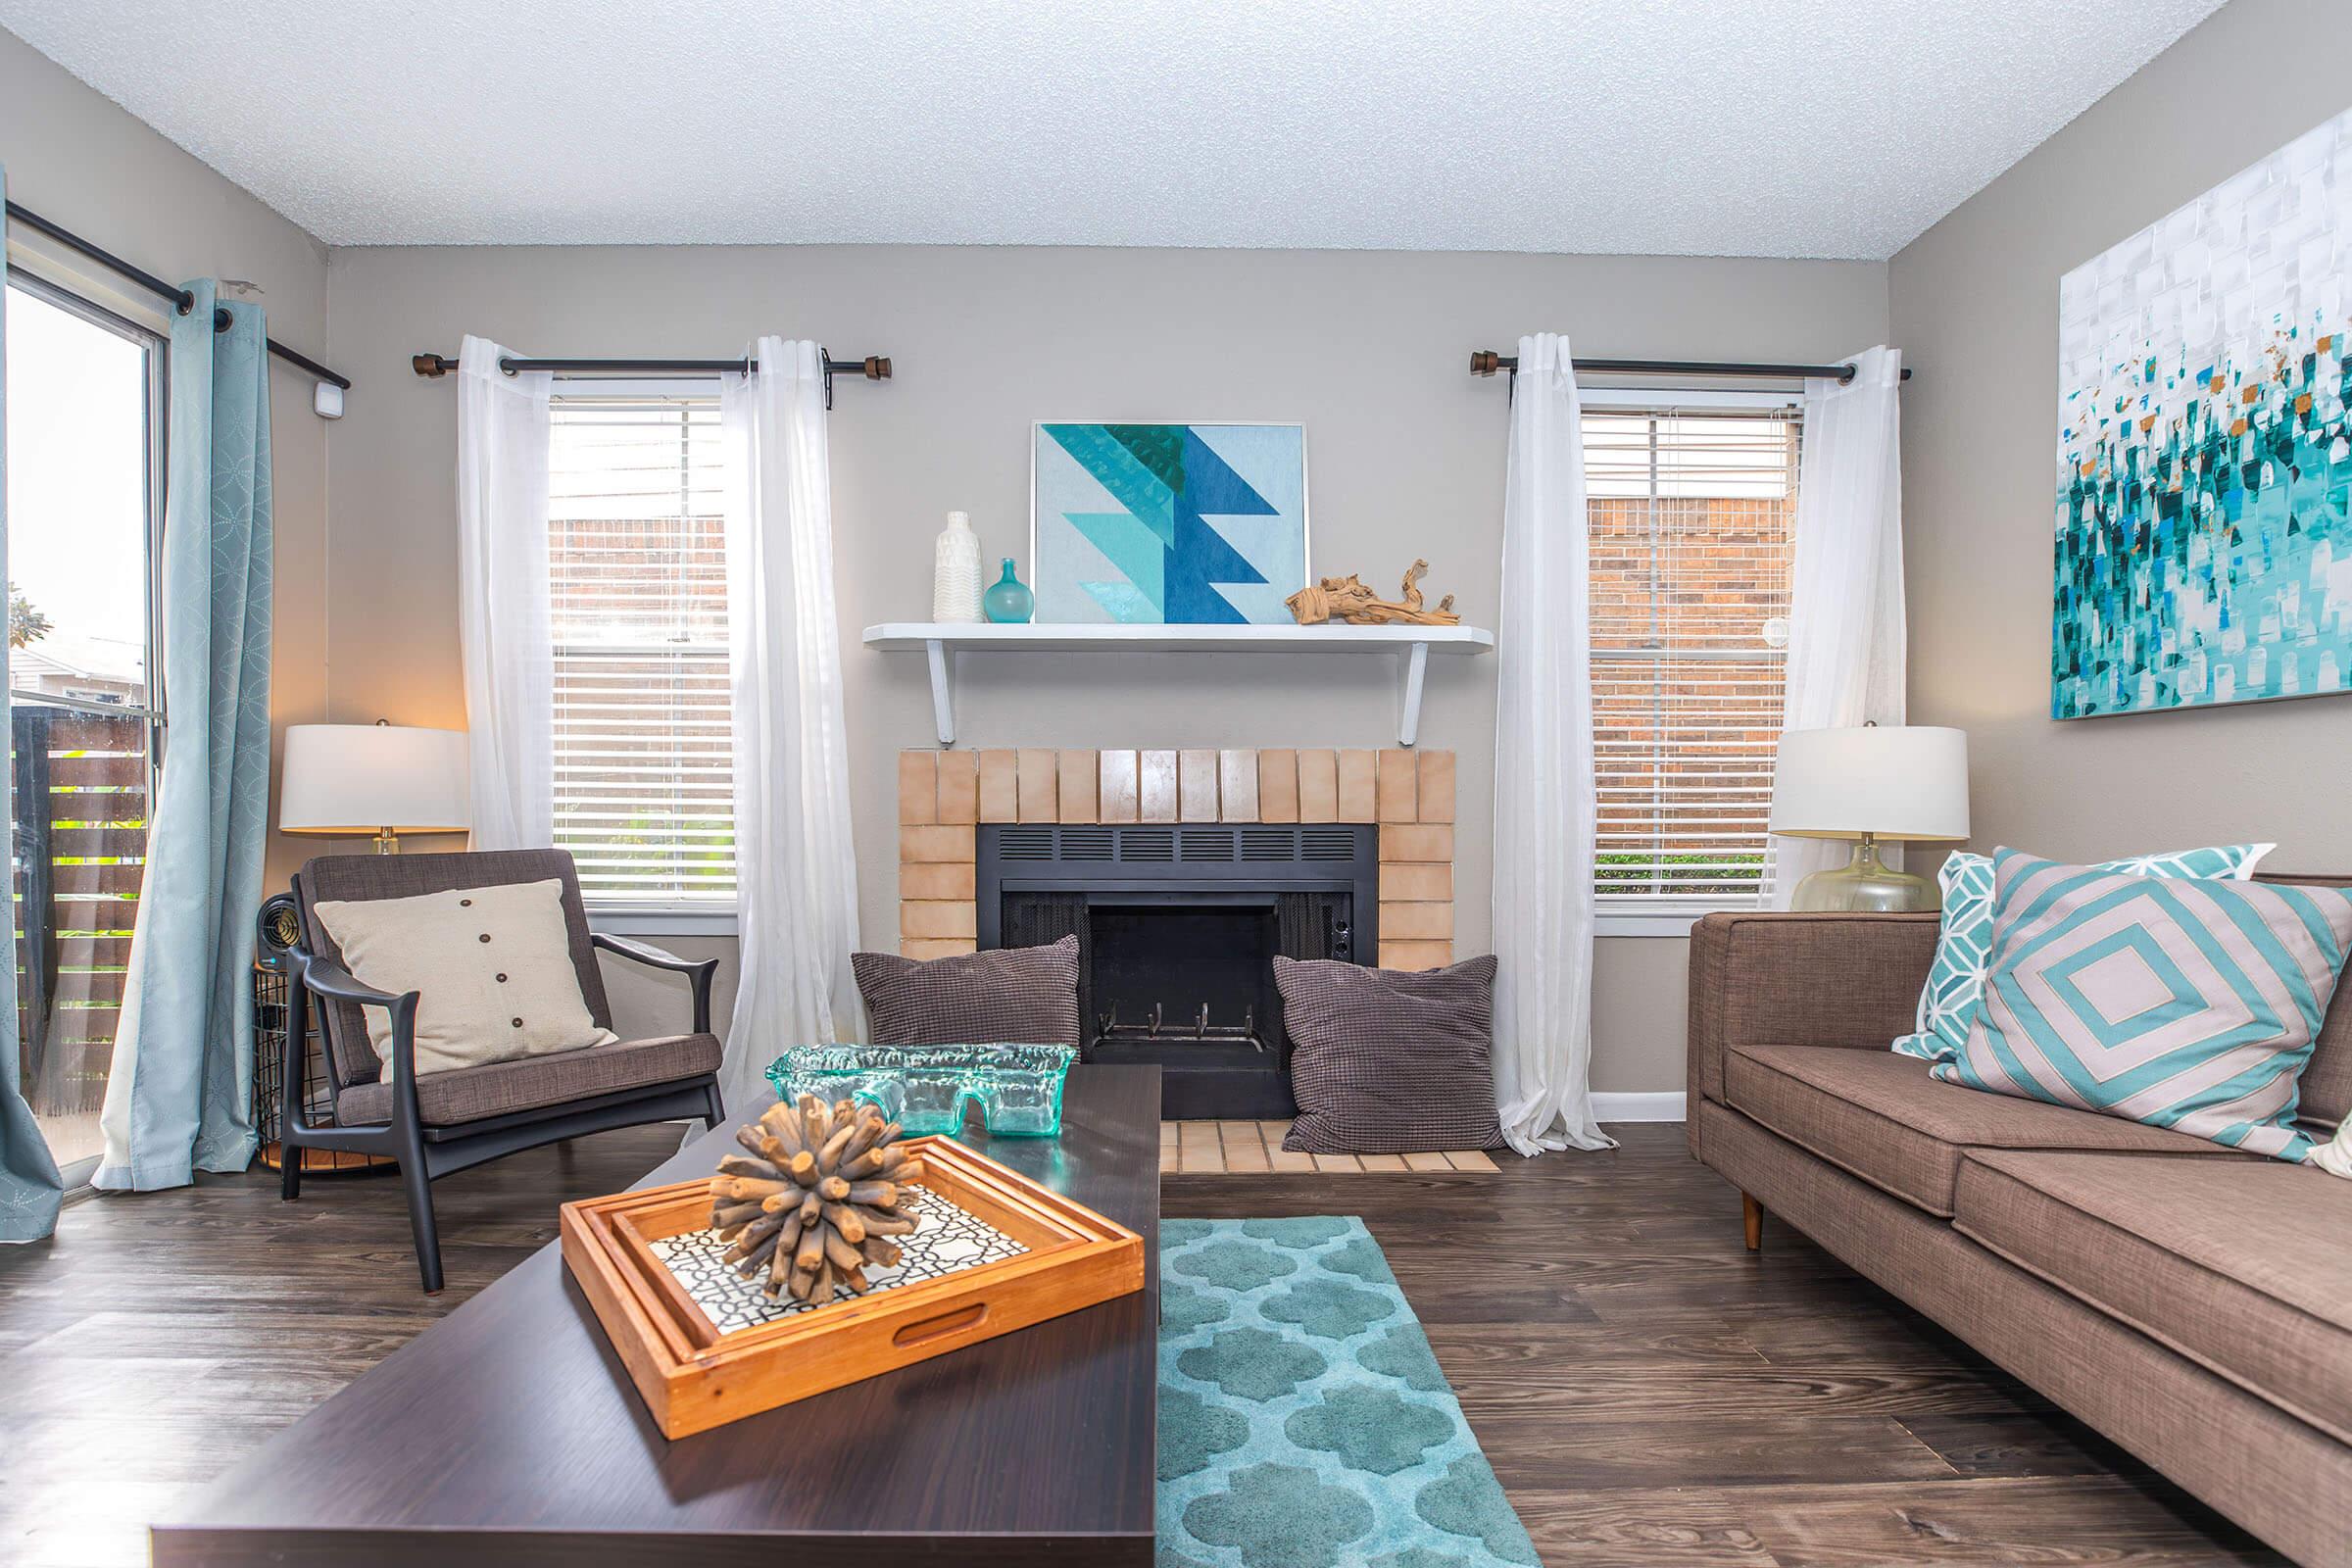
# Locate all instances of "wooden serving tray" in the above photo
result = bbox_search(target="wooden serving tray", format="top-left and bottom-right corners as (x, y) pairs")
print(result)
(560, 1134), (1146, 1438)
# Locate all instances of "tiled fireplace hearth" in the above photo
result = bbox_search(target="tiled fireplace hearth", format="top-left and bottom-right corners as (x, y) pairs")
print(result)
(898, 747), (1456, 970)
(901, 747), (1456, 1117)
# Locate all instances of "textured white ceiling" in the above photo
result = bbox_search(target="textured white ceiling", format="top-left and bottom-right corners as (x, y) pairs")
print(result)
(0, 0), (2225, 257)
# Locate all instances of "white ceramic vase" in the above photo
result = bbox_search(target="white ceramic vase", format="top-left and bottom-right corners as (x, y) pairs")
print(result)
(932, 511), (984, 623)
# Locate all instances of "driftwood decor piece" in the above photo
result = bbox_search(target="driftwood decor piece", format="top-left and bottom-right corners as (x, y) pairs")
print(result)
(710, 1096), (924, 1302)
(1286, 559), (1461, 627)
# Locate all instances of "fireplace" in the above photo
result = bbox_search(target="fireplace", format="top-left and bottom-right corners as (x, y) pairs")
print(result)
(976, 823), (1380, 1118)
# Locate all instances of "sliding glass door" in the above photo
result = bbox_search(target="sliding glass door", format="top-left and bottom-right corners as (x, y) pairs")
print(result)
(2, 271), (165, 1187)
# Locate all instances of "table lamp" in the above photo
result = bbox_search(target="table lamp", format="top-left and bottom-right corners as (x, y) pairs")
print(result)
(1768, 723), (1968, 911)
(279, 722), (470, 855)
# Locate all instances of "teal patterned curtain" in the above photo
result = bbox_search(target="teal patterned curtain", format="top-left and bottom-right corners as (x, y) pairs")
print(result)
(0, 166), (68, 1242)
(92, 280), (272, 1191)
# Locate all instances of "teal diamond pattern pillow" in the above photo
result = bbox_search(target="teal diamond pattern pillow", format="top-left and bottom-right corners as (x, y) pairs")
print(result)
(1933, 849), (2352, 1161)
(1891, 841), (2273, 1062)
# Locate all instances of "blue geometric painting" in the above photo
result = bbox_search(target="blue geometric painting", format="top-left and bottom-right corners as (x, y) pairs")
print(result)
(1032, 423), (1306, 624)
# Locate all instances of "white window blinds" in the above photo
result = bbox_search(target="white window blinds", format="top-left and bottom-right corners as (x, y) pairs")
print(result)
(547, 392), (736, 906)
(1585, 406), (1800, 906)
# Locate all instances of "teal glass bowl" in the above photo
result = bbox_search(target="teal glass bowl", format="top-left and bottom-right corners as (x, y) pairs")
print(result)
(766, 1044), (1076, 1137)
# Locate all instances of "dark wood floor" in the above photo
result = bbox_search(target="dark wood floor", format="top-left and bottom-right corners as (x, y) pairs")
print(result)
(0, 1123), (2280, 1567)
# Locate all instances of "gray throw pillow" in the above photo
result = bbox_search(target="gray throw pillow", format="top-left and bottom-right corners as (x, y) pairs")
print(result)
(852, 936), (1081, 1048)
(1277, 955), (1505, 1153)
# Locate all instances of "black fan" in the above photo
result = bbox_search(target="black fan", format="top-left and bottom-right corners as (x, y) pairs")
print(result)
(256, 892), (303, 969)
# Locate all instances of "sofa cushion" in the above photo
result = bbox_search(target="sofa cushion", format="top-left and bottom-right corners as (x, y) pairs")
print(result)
(1955, 1150), (2352, 1447)
(2262, 870), (2352, 1133)
(1893, 841), (2271, 1063)
(852, 937), (1082, 1048)
(313, 878), (618, 1081)
(1276, 954), (1506, 1153)
(335, 1032), (721, 1128)
(1933, 851), (2352, 1162)
(1724, 1045), (2239, 1217)
(300, 849), (612, 1087)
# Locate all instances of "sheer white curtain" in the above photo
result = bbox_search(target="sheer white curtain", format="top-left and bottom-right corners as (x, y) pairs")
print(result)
(455, 335), (555, 850)
(720, 339), (861, 1112)
(1765, 346), (1907, 906)
(1493, 334), (1612, 1156)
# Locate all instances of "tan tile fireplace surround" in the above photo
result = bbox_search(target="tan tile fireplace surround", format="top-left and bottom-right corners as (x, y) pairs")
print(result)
(898, 748), (1457, 972)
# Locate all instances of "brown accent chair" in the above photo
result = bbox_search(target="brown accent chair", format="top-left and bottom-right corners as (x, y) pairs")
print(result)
(1687, 874), (2352, 1568)
(278, 849), (725, 1292)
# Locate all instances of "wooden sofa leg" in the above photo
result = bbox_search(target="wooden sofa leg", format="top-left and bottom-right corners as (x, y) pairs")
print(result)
(1741, 1192), (1763, 1252)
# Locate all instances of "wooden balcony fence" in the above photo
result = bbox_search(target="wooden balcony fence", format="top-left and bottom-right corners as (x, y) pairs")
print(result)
(12, 704), (147, 1121)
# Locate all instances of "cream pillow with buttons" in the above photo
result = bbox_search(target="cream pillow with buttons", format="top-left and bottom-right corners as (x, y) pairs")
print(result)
(312, 879), (618, 1081)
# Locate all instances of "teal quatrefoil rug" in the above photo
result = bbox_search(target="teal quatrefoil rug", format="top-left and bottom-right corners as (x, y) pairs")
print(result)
(1158, 1216), (1539, 1568)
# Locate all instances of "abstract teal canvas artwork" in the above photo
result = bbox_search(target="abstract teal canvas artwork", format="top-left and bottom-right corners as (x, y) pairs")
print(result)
(2054, 106), (2352, 718)
(1032, 423), (1306, 624)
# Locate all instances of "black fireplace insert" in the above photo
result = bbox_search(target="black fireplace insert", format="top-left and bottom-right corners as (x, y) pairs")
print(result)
(976, 822), (1380, 1118)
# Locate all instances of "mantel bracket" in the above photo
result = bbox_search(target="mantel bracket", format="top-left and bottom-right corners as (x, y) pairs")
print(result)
(924, 639), (957, 747)
(1396, 642), (1431, 747)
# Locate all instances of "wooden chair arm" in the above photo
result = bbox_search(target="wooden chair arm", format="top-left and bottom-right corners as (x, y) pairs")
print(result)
(293, 949), (422, 1122)
(592, 932), (719, 1036)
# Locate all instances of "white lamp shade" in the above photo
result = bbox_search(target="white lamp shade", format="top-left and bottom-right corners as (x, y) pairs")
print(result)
(278, 724), (470, 835)
(1769, 725), (1969, 842)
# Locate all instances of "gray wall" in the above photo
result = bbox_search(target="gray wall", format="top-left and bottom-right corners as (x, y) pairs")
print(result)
(319, 244), (1889, 1085)
(1892, 0), (2352, 874)
(16, 0), (2344, 1094)
(0, 28), (332, 888)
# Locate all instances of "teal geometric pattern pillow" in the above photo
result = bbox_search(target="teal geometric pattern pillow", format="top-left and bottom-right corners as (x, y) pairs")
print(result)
(1932, 849), (2352, 1161)
(1891, 841), (2273, 1063)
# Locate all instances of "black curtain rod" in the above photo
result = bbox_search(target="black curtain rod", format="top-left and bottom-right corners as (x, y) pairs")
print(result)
(1469, 349), (1909, 384)
(5, 199), (353, 391)
(411, 351), (891, 409)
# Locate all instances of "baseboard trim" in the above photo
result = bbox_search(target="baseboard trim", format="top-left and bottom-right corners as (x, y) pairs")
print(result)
(1592, 1091), (1687, 1123)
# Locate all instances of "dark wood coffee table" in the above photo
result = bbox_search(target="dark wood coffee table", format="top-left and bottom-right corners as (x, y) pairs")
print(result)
(155, 1064), (1161, 1568)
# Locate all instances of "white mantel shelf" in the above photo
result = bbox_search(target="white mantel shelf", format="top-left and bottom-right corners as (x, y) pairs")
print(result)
(863, 622), (1495, 748)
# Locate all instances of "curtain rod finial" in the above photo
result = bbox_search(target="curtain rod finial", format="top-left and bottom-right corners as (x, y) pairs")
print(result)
(1470, 349), (1502, 377)
(864, 355), (891, 381)
(412, 353), (454, 378)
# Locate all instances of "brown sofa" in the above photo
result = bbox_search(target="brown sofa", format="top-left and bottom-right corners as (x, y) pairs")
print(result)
(1689, 894), (2352, 1568)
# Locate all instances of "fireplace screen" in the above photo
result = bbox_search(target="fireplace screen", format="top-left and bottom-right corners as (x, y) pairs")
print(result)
(980, 824), (1378, 1119)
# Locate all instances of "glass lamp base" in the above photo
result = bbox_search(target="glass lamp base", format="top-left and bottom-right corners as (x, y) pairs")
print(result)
(1788, 838), (1937, 913)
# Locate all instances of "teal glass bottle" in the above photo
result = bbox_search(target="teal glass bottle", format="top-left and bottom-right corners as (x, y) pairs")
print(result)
(983, 558), (1035, 623)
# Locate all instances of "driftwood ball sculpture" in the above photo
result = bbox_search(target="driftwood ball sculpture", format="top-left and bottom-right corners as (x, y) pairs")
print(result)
(710, 1095), (925, 1303)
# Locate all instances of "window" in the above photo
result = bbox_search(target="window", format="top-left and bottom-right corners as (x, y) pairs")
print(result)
(1585, 395), (1799, 912)
(546, 389), (735, 908)
(4, 272), (166, 1178)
